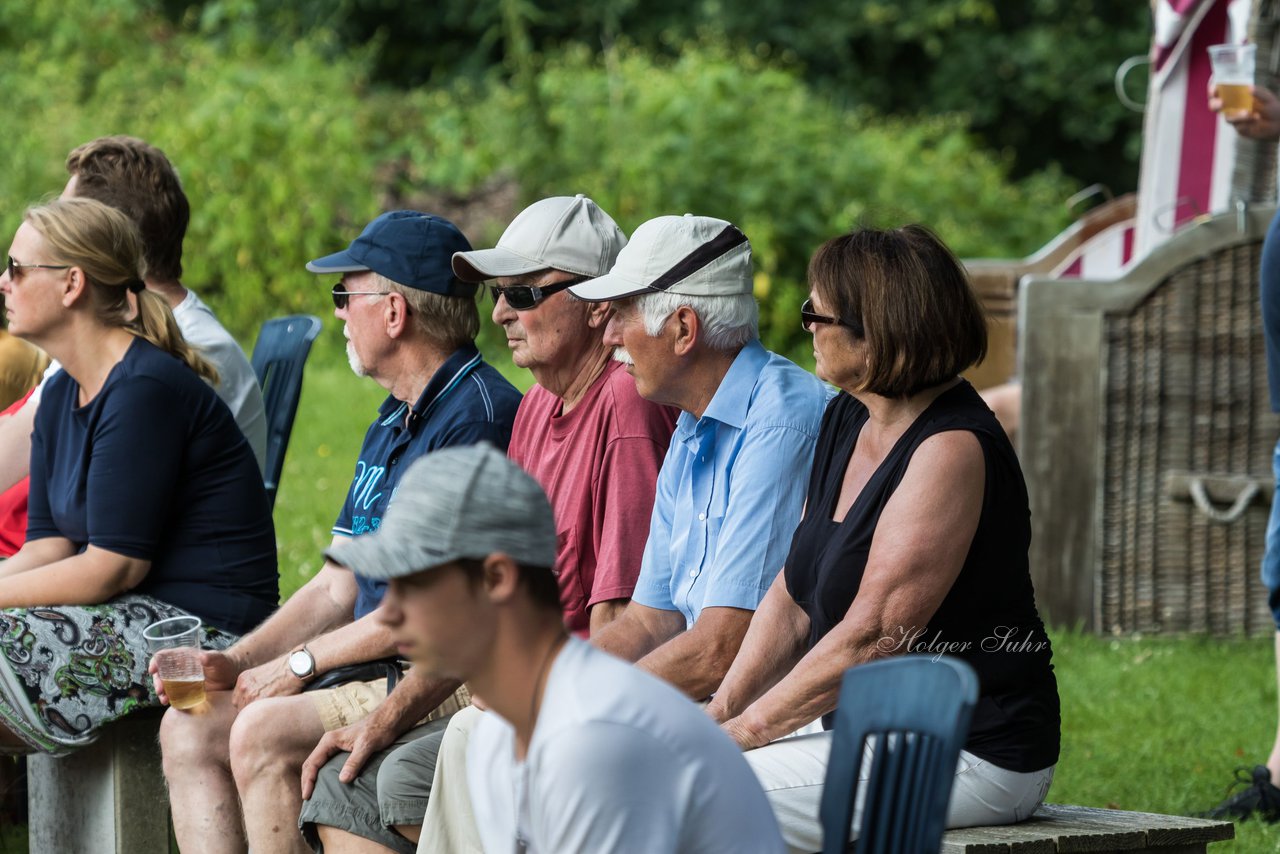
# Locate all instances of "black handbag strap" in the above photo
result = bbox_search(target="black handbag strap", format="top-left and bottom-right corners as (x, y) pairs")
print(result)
(302, 657), (406, 695)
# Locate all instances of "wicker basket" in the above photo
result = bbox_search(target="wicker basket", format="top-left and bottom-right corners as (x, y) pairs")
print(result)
(1022, 207), (1280, 636)
(1100, 241), (1274, 634)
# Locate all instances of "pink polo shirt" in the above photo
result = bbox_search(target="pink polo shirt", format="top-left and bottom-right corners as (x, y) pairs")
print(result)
(508, 361), (677, 635)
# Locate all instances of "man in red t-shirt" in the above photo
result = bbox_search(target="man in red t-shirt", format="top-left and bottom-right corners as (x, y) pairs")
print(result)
(297, 196), (677, 854)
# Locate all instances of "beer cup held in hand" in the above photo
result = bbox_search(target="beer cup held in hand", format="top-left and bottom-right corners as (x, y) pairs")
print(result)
(1209, 44), (1257, 119)
(143, 615), (207, 711)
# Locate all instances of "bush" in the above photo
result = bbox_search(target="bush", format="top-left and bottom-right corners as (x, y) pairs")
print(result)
(0, 3), (1076, 361)
(395, 44), (1077, 358)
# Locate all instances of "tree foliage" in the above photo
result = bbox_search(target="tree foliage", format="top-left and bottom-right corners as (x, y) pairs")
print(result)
(168, 0), (1151, 191)
(1, 0), (1077, 360)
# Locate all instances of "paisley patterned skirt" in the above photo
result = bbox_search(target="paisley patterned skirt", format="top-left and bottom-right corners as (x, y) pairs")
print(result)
(0, 594), (235, 754)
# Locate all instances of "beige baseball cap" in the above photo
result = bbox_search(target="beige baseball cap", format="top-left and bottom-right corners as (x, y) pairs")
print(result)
(452, 194), (627, 281)
(568, 214), (752, 302)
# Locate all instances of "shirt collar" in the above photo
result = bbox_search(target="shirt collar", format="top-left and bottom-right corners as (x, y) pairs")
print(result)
(376, 343), (483, 426)
(697, 340), (768, 430)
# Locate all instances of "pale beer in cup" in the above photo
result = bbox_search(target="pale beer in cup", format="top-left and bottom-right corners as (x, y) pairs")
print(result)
(143, 615), (207, 711)
(153, 648), (206, 710)
(1208, 44), (1257, 119)
(1217, 81), (1253, 118)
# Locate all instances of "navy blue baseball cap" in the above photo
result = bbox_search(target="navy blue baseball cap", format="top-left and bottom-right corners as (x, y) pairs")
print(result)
(306, 210), (477, 296)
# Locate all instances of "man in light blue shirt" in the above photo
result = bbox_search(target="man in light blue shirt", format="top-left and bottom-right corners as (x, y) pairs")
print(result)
(573, 214), (829, 700)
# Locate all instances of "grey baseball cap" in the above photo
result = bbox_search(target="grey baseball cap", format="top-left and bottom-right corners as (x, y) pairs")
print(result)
(569, 214), (752, 302)
(452, 194), (627, 281)
(324, 444), (558, 579)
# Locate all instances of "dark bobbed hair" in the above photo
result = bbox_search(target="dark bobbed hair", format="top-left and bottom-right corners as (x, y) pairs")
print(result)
(65, 136), (189, 283)
(808, 224), (987, 398)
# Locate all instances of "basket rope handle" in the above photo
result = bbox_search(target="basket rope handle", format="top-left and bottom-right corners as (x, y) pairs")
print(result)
(1188, 477), (1259, 524)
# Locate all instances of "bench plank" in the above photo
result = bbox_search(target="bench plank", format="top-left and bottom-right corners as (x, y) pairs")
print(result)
(939, 805), (1234, 854)
(1035, 805), (1234, 847)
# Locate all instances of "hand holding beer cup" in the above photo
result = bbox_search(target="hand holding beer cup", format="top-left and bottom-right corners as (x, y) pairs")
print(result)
(144, 615), (207, 711)
(1209, 44), (1257, 120)
(1210, 77), (1280, 142)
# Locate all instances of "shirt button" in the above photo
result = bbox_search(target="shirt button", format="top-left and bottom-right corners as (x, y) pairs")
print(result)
(698, 512), (706, 521)
(690, 570), (697, 578)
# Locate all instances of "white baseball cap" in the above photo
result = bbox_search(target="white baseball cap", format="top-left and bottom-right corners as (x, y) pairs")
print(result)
(569, 214), (752, 302)
(452, 194), (626, 281)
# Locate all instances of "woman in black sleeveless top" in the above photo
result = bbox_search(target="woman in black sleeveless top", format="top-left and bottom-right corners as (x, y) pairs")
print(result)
(706, 225), (1060, 851)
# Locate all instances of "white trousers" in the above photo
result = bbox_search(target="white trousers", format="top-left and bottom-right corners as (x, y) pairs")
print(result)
(416, 704), (484, 854)
(744, 730), (1055, 854)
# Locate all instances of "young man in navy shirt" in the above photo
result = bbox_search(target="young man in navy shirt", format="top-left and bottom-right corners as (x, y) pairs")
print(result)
(155, 211), (522, 854)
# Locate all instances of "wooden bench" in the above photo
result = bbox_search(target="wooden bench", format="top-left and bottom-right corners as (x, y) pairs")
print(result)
(940, 804), (1233, 853)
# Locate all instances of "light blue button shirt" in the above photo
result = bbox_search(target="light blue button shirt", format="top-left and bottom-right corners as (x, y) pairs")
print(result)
(632, 340), (830, 628)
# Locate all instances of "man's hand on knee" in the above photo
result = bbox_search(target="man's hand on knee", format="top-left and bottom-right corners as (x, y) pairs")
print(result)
(234, 655), (303, 708)
(300, 716), (398, 798)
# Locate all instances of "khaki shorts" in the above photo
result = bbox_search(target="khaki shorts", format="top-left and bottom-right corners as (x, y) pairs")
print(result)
(308, 678), (471, 732)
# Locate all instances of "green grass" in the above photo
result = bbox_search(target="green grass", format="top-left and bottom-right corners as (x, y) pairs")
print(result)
(1049, 629), (1278, 851)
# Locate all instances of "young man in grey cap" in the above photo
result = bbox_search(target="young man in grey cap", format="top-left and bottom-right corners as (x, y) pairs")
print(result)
(328, 444), (784, 854)
(299, 195), (677, 854)
(155, 211), (522, 854)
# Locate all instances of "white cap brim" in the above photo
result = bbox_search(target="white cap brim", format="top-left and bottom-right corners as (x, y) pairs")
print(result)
(452, 247), (549, 282)
(568, 273), (654, 302)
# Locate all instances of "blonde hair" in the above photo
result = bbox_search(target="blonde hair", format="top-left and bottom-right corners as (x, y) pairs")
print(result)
(24, 198), (218, 384)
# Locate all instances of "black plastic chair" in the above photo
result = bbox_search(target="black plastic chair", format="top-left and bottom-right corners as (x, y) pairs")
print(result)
(819, 655), (979, 854)
(250, 315), (322, 508)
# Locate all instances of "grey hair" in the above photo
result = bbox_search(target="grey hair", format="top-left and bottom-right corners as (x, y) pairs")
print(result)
(373, 272), (480, 349)
(637, 290), (759, 351)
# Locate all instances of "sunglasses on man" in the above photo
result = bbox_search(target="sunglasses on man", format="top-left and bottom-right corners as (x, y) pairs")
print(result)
(489, 276), (589, 311)
(331, 282), (394, 310)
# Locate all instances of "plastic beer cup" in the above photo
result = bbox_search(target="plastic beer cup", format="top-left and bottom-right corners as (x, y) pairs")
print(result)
(1209, 44), (1257, 119)
(143, 615), (206, 710)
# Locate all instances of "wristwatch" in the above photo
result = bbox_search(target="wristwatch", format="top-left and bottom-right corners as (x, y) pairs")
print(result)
(288, 647), (317, 681)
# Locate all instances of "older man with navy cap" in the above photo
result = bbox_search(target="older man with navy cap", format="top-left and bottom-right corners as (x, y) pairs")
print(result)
(156, 211), (521, 854)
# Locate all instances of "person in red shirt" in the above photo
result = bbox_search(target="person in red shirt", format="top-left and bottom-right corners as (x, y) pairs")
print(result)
(0, 386), (40, 557)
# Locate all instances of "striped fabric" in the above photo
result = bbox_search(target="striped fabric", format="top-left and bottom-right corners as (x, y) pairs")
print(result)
(1051, 0), (1249, 281)
(1135, 0), (1250, 262)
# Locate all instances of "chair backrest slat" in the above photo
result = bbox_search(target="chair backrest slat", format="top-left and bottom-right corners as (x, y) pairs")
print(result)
(250, 315), (322, 508)
(818, 655), (979, 854)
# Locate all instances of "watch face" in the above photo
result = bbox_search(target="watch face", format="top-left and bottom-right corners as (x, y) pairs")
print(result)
(289, 649), (313, 677)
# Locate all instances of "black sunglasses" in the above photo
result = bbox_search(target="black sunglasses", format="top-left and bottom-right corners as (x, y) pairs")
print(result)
(801, 299), (863, 336)
(332, 282), (392, 310)
(6, 256), (70, 280)
(489, 276), (588, 311)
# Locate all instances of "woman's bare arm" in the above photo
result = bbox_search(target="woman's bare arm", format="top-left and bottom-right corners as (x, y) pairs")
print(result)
(723, 430), (986, 749)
